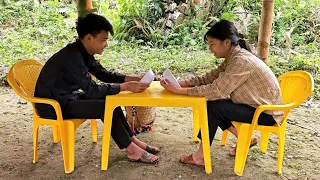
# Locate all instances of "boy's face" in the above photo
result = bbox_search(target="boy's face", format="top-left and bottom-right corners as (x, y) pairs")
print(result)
(88, 30), (109, 55)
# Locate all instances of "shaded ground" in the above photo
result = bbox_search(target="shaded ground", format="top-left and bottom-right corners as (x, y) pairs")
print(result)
(0, 87), (319, 180)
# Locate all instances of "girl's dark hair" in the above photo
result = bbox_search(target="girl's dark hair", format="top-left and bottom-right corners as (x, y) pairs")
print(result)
(204, 20), (252, 53)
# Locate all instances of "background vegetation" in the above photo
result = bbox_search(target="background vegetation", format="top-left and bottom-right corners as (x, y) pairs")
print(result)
(0, 0), (319, 97)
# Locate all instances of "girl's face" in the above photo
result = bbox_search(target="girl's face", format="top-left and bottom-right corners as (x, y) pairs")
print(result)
(207, 36), (232, 58)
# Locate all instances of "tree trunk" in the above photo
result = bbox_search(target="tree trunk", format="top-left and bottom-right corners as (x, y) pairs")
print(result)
(77, 0), (96, 18)
(257, 0), (274, 64)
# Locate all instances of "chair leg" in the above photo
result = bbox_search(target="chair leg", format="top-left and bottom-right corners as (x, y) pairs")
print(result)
(234, 124), (251, 176)
(260, 131), (270, 153)
(221, 130), (229, 146)
(277, 130), (285, 174)
(52, 125), (61, 143)
(33, 124), (39, 164)
(192, 107), (200, 142)
(90, 120), (97, 143)
(60, 121), (75, 174)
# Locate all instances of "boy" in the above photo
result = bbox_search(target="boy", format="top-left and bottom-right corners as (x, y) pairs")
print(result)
(35, 13), (159, 163)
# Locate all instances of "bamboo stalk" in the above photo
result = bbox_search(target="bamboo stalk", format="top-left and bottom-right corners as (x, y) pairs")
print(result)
(257, 0), (274, 64)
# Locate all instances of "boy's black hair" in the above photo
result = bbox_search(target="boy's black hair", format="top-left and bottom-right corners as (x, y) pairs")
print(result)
(76, 13), (114, 39)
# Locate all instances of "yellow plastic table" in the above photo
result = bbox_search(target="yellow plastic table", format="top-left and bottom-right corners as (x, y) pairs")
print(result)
(101, 81), (212, 174)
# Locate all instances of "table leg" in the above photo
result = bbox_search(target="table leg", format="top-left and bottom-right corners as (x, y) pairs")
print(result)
(101, 103), (115, 171)
(192, 107), (200, 142)
(198, 104), (212, 174)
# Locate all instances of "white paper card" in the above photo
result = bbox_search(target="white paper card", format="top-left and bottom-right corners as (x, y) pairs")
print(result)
(163, 69), (181, 88)
(139, 69), (155, 84)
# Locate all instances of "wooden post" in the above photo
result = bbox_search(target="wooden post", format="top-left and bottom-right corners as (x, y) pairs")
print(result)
(257, 0), (274, 64)
(77, 0), (96, 18)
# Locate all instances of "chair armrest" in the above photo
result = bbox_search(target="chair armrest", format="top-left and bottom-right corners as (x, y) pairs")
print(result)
(251, 102), (295, 128)
(256, 103), (296, 112)
(239, 103), (295, 150)
(24, 96), (64, 121)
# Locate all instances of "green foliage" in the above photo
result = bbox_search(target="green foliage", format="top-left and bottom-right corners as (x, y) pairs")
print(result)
(166, 18), (208, 50)
(1, 0), (320, 100)
(0, 0), (76, 66)
(99, 0), (210, 49)
(97, 0), (164, 46)
(269, 54), (320, 77)
(272, 0), (320, 48)
(222, 0), (320, 49)
(98, 0), (320, 52)
(268, 54), (320, 99)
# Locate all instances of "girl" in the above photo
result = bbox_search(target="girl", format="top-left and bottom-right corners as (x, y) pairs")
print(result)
(161, 20), (283, 166)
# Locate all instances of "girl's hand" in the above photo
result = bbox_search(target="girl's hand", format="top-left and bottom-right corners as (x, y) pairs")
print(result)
(178, 80), (189, 87)
(160, 79), (178, 93)
(160, 79), (188, 95)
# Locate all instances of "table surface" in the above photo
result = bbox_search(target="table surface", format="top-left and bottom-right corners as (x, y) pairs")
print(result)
(107, 81), (207, 105)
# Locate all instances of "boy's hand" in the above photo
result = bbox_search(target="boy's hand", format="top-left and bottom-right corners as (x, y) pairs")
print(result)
(124, 75), (142, 82)
(120, 82), (150, 93)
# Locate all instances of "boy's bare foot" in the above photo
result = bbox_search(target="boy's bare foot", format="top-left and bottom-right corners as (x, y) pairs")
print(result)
(126, 142), (158, 163)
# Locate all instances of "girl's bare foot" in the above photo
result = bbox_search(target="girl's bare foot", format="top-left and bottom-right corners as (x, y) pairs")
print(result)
(180, 154), (204, 166)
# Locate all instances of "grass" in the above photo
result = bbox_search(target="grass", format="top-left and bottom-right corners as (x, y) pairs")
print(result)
(99, 43), (218, 76)
(288, 162), (303, 170)
(2, 40), (320, 101)
(248, 147), (261, 161)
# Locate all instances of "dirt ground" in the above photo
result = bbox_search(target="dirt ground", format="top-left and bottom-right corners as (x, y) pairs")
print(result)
(0, 86), (319, 180)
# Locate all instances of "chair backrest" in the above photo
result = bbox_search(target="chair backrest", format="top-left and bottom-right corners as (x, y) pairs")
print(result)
(7, 60), (43, 99)
(278, 70), (314, 108)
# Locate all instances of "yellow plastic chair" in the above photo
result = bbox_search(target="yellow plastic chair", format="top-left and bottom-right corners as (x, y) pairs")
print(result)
(7, 60), (98, 173)
(220, 70), (314, 176)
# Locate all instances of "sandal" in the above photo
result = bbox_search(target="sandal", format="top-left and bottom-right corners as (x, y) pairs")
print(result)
(179, 154), (204, 167)
(145, 145), (160, 155)
(128, 151), (159, 164)
(228, 137), (258, 157)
